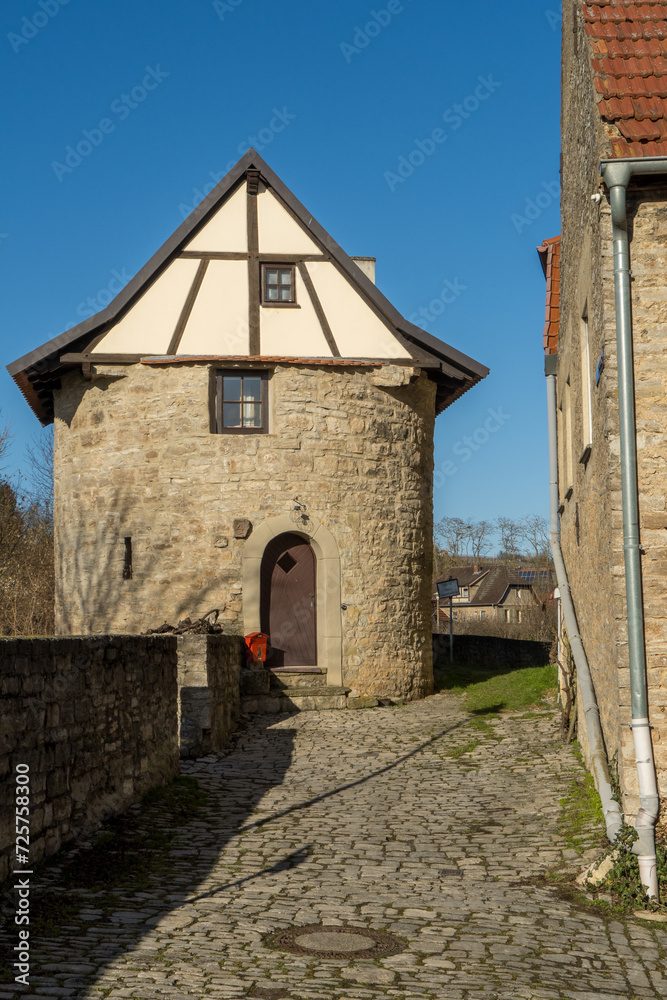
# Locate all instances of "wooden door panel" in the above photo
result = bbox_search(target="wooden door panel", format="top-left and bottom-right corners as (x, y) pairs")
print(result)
(260, 533), (317, 666)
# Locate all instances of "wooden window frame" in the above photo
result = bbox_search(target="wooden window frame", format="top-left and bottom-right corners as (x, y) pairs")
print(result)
(215, 370), (269, 435)
(261, 263), (297, 307)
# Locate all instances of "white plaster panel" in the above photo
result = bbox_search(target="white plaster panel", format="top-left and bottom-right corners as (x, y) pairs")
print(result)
(257, 184), (321, 254)
(92, 259), (201, 355)
(260, 268), (333, 357)
(182, 181), (248, 253)
(306, 262), (410, 358)
(178, 261), (249, 355)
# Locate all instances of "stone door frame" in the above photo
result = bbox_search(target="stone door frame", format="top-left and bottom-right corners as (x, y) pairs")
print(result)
(242, 515), (343, 686)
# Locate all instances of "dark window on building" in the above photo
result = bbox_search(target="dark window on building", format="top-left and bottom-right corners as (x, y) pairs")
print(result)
(123, 537), (133, 579)
(215, 370), (268, 434)
(261, 264), (295, 304)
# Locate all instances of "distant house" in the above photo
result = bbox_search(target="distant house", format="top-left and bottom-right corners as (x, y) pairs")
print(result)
(515, 567), (555, 593)
(433, 565), (538, 624)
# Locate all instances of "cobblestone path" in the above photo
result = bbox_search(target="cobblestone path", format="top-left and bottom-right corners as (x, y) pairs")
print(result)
(8, 691), (667, 1000)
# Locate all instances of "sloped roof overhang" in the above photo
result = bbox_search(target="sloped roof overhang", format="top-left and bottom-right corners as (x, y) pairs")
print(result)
(7, 149), (488, 425)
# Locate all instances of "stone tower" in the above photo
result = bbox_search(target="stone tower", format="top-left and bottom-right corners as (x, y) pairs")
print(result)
(8, 150), (487, 701)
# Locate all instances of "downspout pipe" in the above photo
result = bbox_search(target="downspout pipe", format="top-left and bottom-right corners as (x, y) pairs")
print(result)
(545, 355), (623, 843)
(600, 156), (667, 899)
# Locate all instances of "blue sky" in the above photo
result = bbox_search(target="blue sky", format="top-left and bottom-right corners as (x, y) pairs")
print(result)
(0, 0), (562, 543)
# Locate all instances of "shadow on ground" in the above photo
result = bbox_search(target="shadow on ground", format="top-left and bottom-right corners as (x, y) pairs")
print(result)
(0, 710), (469, 998)
(0, 716), (297, 997)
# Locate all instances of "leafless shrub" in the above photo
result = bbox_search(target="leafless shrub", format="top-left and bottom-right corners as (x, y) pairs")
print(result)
(0, 416), (54, 635)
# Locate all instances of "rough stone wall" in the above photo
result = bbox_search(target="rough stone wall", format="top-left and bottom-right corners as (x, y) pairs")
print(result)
(53, 362), (435, 700)
(560, 0), (627, 802)
(0, 635), (178, 883)
(619, 188), (667, 809)
(432, 634), (552, 671)
(177, 634), (243, 757)
(560, 0), (667, 813)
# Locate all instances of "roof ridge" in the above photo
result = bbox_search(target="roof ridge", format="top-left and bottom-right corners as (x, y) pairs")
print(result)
(7, 150), (488, 424)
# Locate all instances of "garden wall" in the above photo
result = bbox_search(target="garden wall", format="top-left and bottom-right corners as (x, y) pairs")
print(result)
(0, 635), (179, 883)
(177, 634), (244, 757)
(433, 633), (552, 671)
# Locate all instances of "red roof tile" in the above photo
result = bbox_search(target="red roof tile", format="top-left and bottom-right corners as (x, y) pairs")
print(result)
(583, 1), (667, 155)
(537, 236), (561, 355)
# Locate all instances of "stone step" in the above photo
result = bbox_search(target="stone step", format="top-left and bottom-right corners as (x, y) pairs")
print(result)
(269, 667), (327, 691)
(240, 669), (271, 697)
(241, 685), (351, 715)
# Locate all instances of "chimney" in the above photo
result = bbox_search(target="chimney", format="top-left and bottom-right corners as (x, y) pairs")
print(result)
(351, 257), (376, 283)
(473, 564), (480, 573)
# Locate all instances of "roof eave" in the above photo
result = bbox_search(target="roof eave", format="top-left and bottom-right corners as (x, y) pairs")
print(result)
(7, 148), (488, 420)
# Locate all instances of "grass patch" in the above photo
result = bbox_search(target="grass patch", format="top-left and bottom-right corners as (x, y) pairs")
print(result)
(558, 766), (606, 854)
(445, 738), (483, 760)
(435, 661), (558, 715)
(442, 709), (500, 760)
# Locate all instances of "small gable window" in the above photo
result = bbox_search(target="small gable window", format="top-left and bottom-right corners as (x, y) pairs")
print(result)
(215, 370), (268, 434)
(262, 264), (296, 305)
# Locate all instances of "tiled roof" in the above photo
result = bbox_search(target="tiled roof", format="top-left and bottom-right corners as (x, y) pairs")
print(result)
(537, 236), (561, 355)
(433, 567), (489, 594)
(469, 566), (535, 608)
(583, 1), (667, 155)
(433, 565), (535, 607)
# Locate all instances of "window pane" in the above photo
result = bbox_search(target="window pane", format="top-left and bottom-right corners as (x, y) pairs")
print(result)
(279, 271), (291, 284)
(243, 377), (262, 401)
(223, 402), (242, 427)
(266, 270), (278, 283)
(279, 286), (291, 301)
(266, 286), (278, 300)
(243, 403), (262, 427)
(223, 376), (242, 401)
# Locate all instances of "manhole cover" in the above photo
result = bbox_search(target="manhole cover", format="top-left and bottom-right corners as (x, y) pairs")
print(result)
(264, 924), (405, 958)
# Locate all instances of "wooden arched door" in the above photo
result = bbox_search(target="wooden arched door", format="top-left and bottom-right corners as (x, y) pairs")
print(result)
(260, 532), (317, 667)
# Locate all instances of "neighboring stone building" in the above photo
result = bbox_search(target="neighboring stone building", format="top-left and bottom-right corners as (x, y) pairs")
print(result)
(7, 150), (487, 703)
(433, 565), (538, 625)
(547, 0), (667, 812)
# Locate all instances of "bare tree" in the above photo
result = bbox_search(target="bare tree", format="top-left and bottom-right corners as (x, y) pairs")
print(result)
(0, 412), (12, 477)
(24, 426), (54, 519)
(519, 514), (550, 564)
(0, 415), (54, 635)
(435, 516), (470, 560)
(432, 544), (449, 580)
(467, 519), (494, 560)
(496, 516), (524, 565)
